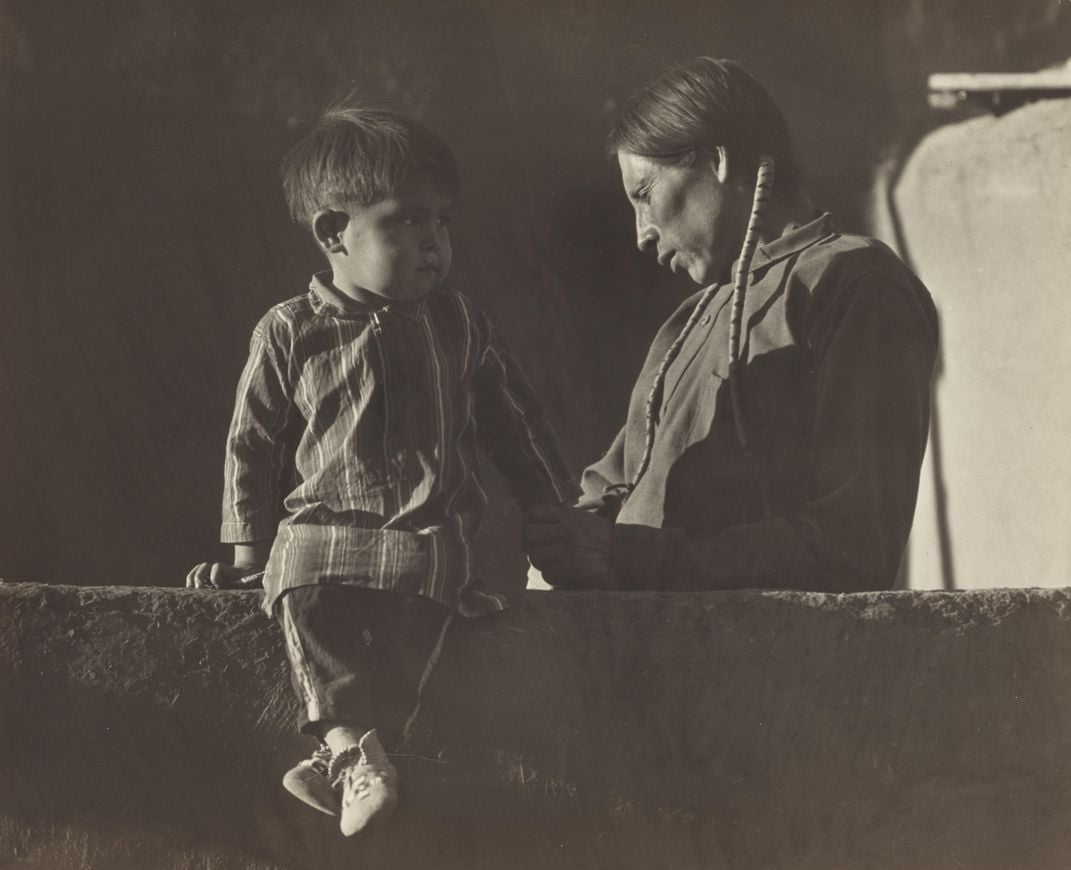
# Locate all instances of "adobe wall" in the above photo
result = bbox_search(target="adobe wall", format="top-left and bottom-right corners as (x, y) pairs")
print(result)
(2, 582), (1069, 869)
(887, 97), (1071, 588)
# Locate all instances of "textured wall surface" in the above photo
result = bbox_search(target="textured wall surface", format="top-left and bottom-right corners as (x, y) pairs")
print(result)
(889, 98), (1071, 589)
(2, 581), (1070, 869)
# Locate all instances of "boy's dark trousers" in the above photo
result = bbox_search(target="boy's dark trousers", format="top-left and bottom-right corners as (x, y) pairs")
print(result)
(277, 585), (452, 744)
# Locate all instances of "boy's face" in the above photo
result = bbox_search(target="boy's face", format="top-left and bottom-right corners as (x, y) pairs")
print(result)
(328, 170), (454, 306)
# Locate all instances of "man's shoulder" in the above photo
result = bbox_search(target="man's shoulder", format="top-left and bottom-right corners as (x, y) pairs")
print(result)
(791, 231), (937, 342)
(795, 231), (919, 289)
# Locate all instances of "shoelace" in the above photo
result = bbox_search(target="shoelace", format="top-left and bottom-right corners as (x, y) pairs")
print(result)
(328, 745), (365, 785)
(308, 742), (334, 777)
(338, 767), (389, 803)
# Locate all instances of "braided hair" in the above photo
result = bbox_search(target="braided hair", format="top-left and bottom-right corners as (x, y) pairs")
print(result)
(627, 157), (776, 513)
(607, 58), (795, 514)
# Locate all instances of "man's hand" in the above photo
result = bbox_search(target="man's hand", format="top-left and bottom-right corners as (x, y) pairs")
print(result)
(521, 503), (621, 590)
(185, 562), (264, 590)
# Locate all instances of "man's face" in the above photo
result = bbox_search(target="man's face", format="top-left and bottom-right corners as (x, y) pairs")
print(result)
(332, 171), (453, 306)
(618, 151), (743, 286)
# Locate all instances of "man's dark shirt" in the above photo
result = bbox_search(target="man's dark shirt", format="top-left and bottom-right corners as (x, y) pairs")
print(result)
(579, 213), (939, 592)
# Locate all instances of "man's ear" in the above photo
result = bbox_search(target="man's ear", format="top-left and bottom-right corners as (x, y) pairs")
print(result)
(312, 209), (349, 253)
(707, 146), (731, 185)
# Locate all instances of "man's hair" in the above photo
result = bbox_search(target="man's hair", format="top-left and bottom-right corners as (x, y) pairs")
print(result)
(281, 106), (460, 227)
(606, 57), (799, 189)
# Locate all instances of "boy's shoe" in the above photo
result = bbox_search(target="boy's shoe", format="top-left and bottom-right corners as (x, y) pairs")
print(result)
(330, 729), (398, 836)
(282, 742), (340, 816)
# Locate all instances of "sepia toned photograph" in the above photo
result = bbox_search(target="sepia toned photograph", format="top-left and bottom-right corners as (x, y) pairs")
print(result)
(1, 1), (1069, 867)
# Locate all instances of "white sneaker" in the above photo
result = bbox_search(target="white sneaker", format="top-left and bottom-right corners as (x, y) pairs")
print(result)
(329, 729), (398, 836)
(282, 742), (340, 816)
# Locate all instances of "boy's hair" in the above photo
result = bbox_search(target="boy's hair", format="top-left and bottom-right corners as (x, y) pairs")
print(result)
(281, 106), (460, 228)
(606, 57), (799, 190)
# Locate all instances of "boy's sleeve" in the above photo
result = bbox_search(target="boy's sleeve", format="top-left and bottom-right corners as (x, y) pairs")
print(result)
(472, 315), (579, 510)
(220, 320), (300, 543)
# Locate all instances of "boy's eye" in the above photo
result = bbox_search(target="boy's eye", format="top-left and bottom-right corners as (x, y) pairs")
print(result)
(401, 215), (420, 226)
(437, 214), (453, 227)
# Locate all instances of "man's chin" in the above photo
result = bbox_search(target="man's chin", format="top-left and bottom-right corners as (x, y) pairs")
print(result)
(687, 262), (714, 285)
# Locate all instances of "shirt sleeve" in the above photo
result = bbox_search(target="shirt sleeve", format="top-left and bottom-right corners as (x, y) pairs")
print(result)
(220, 322), (300, 543)
(575, 425), (629, 517)
(472, 318), (579, 510)
(611, 270), (938, 592)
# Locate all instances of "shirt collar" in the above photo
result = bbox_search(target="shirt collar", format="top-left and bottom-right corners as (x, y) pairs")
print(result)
(746, 211), (836, 274)
(308, 272), (428, 321)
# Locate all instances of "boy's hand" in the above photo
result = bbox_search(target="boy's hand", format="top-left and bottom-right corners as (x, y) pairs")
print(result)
(522, 503), (620, 590)
(185, 562), (264, 590)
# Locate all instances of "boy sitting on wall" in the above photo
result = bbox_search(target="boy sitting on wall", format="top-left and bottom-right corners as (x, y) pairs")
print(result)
(187, 106), (575, 836)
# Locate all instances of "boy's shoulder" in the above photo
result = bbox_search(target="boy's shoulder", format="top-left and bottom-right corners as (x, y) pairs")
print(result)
(251, 291), (318, 337)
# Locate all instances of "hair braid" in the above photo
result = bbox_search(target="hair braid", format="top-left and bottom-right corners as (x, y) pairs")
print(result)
(728, 156), (776, 516)
(622, 156), (776, 506)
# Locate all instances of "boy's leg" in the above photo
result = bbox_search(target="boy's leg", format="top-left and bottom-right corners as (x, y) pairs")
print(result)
(277, 585), (377, 738)
(276, 585), (454, 834)
(361, 592), (454, 745)
(276, 585), (378, 818)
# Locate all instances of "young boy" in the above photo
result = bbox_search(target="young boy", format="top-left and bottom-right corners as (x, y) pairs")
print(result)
(186, 107), (576, 836)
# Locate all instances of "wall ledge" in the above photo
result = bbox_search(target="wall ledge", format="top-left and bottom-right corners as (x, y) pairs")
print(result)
(2, 581), (1069, 869)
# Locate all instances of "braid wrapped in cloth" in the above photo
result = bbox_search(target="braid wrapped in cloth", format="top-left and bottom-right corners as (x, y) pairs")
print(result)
(623, 156), (776, 509)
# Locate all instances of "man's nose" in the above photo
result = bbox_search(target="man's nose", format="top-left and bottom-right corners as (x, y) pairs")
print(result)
(636, 213), (657, 252)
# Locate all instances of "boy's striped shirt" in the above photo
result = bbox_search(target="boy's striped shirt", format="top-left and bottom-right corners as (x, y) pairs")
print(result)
(222, 274), (576, 616)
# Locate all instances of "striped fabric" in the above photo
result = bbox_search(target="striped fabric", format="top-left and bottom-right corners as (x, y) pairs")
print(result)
(222, 273), (576, 617)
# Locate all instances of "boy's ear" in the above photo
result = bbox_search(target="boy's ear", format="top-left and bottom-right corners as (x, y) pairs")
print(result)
(312, 209), (349, 253)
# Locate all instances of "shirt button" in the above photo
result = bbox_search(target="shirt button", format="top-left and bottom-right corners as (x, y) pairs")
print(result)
(700, 314), (712, 326)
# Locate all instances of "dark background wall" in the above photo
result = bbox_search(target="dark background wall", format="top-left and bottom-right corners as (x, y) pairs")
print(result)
(2, 0), (1069, 589)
